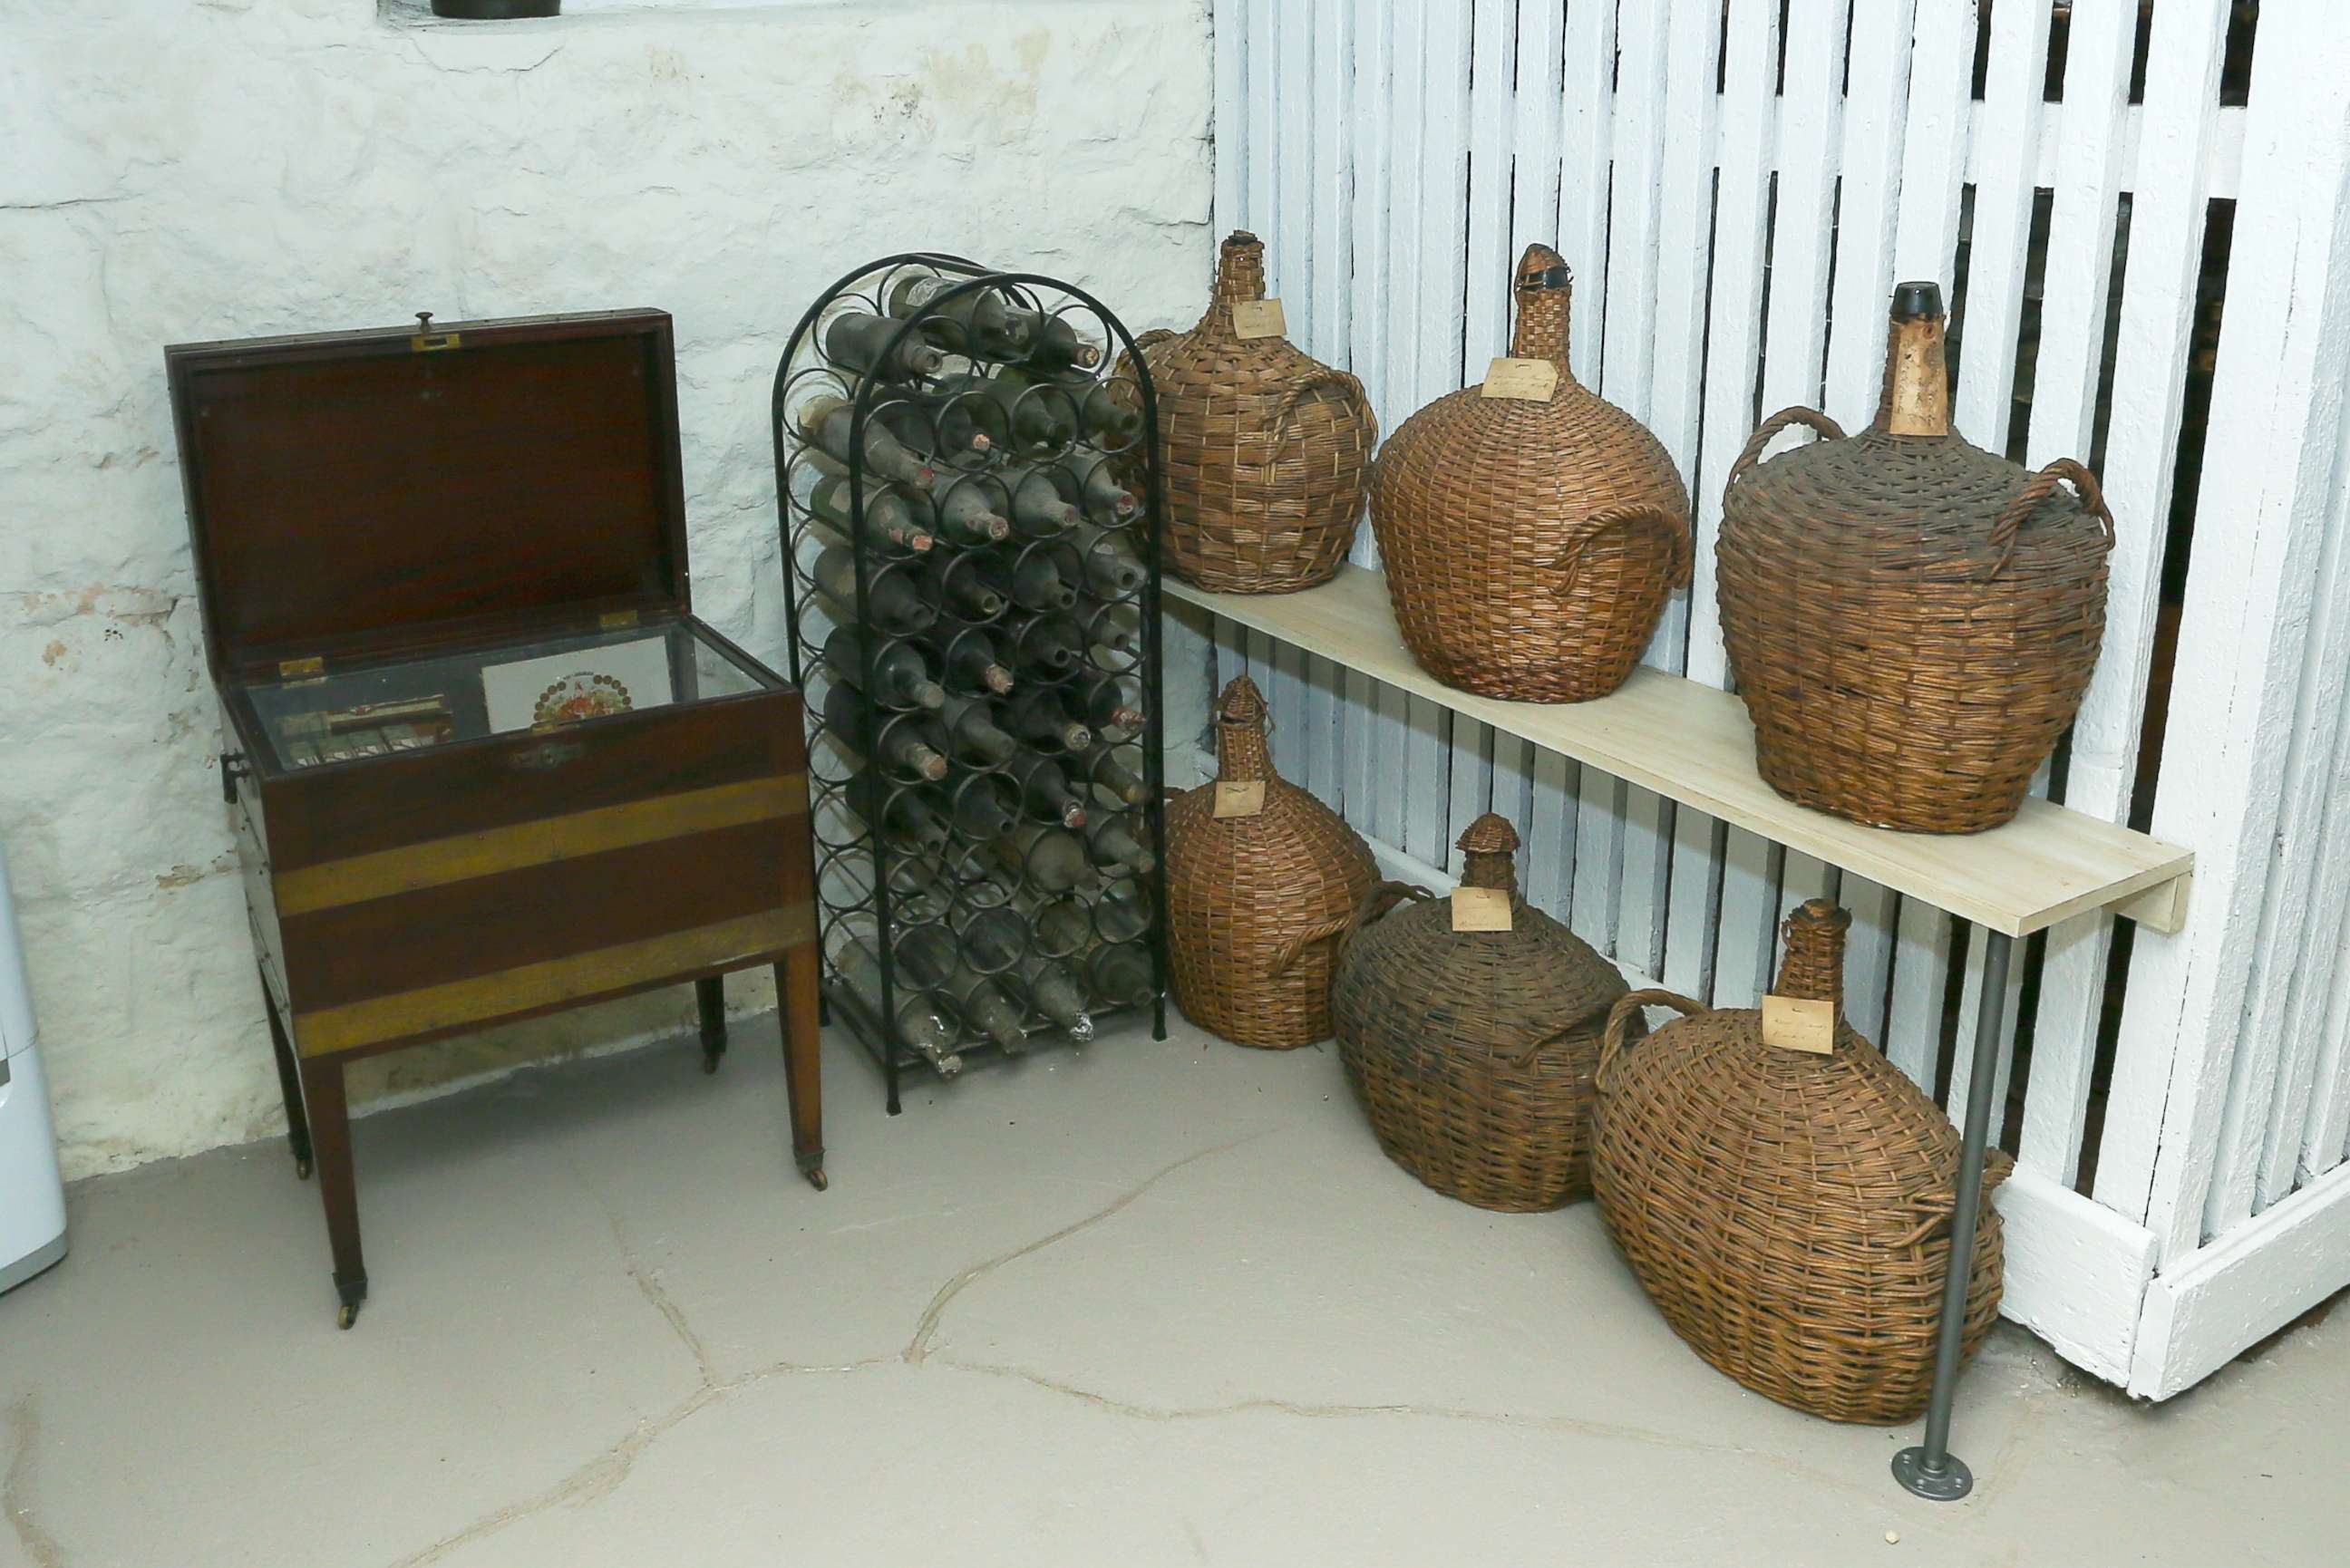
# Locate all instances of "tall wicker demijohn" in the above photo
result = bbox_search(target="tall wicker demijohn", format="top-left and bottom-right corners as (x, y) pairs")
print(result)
(1370, 244), (1691, 702)
(1134, 231), (1377, 593)
(1717, 281), (2114, 833)
(1591, 901), (2010, 1425)
(1165, 676), (1377, 1049)
(1328, 814), (1629, 1211)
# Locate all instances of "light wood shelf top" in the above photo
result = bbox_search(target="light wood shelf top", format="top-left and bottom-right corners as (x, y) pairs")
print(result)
(1166, 566), (2192, 939)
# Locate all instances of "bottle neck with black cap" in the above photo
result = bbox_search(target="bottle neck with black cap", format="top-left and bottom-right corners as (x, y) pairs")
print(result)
(1876, 280), (1951, 438)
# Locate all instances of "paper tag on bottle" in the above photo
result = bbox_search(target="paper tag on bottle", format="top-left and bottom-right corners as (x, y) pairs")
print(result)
(1231, 299), (1287, 340)
(1761, 994), (1837, 1054)
(1213, 780), (1267, 818)
(1451, 886), (1514, 933)
(1481, 357), (1559, 402)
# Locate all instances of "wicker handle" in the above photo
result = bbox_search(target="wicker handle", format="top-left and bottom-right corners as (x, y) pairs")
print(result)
(1597, 989), (1709, 1094)
(1553, 502), (1695, 596)
(1986, 458), (2115, 577)
(1724, 406), (1848, 496)
(1273, 367), (1377, 452)
(1131, 327), (1180, 355)
(1884, 1148), (2018, 1249)
(1503, 995), (1627, 1070)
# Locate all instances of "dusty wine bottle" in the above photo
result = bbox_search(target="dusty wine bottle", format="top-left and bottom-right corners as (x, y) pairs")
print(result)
(1021, 893), (1095, 955)
(941, 963), (1033, 1055)
(955, 904), (1033, 968)
(1002, 308), (1102, 372)
(913, 475), (1013, 545)
(1084, 811), (1156, 875)
(886, 274), (1035, 358)
(1062, 449), (1141, 521)
(998, 687), (1092, 752)
(824, 624), (946, 711)
(822, 682), (948, 780)
(1072, 529), (1146, 597)
(823, 311), (943, 382)
(1000, 612), (1085, 677)
(809, 475), (934, 556)
(976, 543), (1082, 613)
(797, 396), (937, 490)
(960, 917), (1096, 1040)
(992, 824), (1093, 892)
(812, 547), (937, 634)
(1072, 672), (1145, 738)
(859, 391), (994, 467)
(846, 768), (950, 852)
(1092, 877), (1153, 943)
(937, 371), (1075, 452)
(997, 750), (1089, 828)
(930, 694), (1023, 768)
(1086, 942), (1157, 1007)
(919, 553), (1007, 622)
(995, 464), (1086, 537)
(936, 624), (1017, 694)
(939, 771), (1021, 840)
(837, 934), (962, 1072)
(1078, 743), (1151, 808)
(1049, 367), (1146, 445)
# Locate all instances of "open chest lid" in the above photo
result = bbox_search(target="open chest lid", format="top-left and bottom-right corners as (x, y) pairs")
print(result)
(166, 309), (691, 683)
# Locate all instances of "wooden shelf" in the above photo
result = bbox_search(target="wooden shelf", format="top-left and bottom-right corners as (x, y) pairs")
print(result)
(1166, 566), (2192, 939)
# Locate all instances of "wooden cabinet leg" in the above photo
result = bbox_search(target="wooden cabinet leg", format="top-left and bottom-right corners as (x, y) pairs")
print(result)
(695, 974), (727, 1074)
(297, 1054), (368, 1328)
(259, 973), (313, 1180)
(777, 946), (825, 1191)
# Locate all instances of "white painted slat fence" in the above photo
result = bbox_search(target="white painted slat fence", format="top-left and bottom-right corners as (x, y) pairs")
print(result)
(1189, 0), (2350, 1398)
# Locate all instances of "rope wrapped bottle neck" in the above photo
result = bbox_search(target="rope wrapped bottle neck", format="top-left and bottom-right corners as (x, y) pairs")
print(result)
(1873, 286), (1952, 437)
(1214, 233), (1268, 306)
(1458, 848), (1518, 895)
(1510, 263), (1575, 369)
(1773, 900), (1850, 1020)
(1215, 711), (1273, 783)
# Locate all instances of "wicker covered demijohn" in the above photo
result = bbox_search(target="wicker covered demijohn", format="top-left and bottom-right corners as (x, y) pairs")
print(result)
(1326, 814), (1628, 1211)
(1370, 243), (1691, 702)
(1591, 901), (2010, 1425)
(1718, 281), (2114, 833)
(1135, 231), (1377, 593)
(1165, 675), (1377, 1049)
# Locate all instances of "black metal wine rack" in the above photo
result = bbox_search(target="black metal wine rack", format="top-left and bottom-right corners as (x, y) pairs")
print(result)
(773, 253), (1170, 1113)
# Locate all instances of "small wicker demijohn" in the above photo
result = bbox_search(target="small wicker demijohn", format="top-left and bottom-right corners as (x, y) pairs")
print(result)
(1718, 281), (2114, 833)
(1165, 675), (1377, 1049)
(1326, 814), (1629, 1211)
(1135, 231), (1377, 594)
(1591, 901), (2010, 1425)
(1371, 243), (1691, 702)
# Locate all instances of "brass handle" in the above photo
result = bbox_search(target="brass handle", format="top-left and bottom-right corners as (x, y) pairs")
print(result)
(510, 738), (587, 772)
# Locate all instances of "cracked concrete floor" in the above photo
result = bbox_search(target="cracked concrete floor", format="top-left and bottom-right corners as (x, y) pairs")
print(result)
(4, 1012), (2345, 1567)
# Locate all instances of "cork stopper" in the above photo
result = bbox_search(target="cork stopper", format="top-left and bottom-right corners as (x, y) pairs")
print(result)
(1772, 900), (1850, 1016)
(1510, 243), (1575, 372)
(1214, 231), (1268, 306)
(1212, 674), (1274, 784)
(1456, 813), (1520, 894)
(1876, 281), (1951, 437)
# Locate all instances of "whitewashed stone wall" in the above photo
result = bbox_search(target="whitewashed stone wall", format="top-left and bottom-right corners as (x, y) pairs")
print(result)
(0, 0), (1212, 1177)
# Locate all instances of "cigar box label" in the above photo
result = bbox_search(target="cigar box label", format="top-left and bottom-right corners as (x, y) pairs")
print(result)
(1213, 780), (1267, 818)
(1761, 994), (1836, 1054)
(1451, 886), (1514, 933)
(1481, 357), (1560, 402)
(1231, 299), (1287, 341)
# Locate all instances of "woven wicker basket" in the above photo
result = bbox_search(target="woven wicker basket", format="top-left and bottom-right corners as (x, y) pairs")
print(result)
(1132, 232), (1376, 593)
(1326, 814), (1628, 1211)
(1718, 282), (2114, 833)
(1165, 675), (1378, 1049)
(1590, 900), (2010, 1425)
(1370, 243), (1690, 702)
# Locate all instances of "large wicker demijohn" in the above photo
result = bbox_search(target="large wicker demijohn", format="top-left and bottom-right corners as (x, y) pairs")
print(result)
(1591, 901), (2010, 1425)
(1370, 243), (1691, 702)
(1326, 814), (1629, 1211)
(1718, 281), (2114, 833)
(1165, 675), (1377, 1049)
(1135, 231), (1377, 593)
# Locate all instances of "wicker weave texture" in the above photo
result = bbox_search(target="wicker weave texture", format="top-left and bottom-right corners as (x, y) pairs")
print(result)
(1370, 244), (1691, 702)
(1717, 292), (2114, 833)
(1135, 232), (1376, 594)
(1590, 900), (2009, 1424)
(1329, 814), (1629, 1211)
(1165, 676), (1378, 1049)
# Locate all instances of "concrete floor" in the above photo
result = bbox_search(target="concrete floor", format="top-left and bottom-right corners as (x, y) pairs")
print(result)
(2, 1012), (2343, 1568)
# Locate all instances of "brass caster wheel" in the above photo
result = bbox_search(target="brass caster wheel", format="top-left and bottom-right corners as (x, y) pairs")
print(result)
(296, 1157), (313, 1181)
(803, 1166), (829, 1192)
(336, 1302), (359, 1331)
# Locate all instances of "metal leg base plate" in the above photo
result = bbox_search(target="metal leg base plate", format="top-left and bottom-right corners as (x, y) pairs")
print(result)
(1891, 1447), (1973, 1501)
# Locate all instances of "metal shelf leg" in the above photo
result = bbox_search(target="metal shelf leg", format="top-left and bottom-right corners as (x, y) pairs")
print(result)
(1893, 925), (2013, 1501)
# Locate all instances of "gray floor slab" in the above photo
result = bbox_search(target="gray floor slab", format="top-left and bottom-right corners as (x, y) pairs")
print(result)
(1, 1011), (2342, 1567)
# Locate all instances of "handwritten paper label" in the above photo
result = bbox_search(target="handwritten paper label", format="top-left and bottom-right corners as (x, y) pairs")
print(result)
(1480, 357), (1560, 402)
(1451, 886), (1514, 933)
(1761, 994), (1837, 1054)
(1213, 780), (1267, 818)
(1232, 299), (1288, 341)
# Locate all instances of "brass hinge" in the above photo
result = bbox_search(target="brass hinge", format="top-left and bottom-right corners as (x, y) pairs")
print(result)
(598, 609), (640, 630)
(278, 655), (325, 681)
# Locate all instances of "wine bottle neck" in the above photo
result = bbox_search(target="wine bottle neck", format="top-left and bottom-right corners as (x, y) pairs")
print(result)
(1877, 314), (1951, 436)
(1458, 849), (1517, 894)
(1772, 900), (1850, 1015)
(1213, 232), (1268, 306)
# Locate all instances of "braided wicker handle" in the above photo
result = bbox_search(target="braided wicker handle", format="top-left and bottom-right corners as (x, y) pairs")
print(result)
(1504, 995), (1632, 1070)
(1987, 458), (2114, 577)
(1553, 502), (1695, 596)
(1724, 406), (1849, 497)
(1885, 1148), (2018, 1249)
(1267, 881), (1429, 975)
(1596, 988), (1708, 1094)
(1273, 367), (1377, 453)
